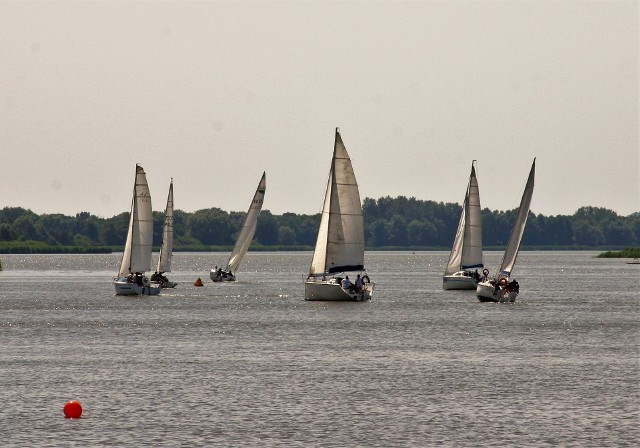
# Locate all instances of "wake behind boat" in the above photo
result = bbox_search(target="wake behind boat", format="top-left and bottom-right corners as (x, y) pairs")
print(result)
(151, 179), (177, 288)
(304, 128), (374, 301)
(113, 164), (161, 296)
(210, 172), (266, 282)
(477, 158), (536, 303)
(443, 161), (484, 290)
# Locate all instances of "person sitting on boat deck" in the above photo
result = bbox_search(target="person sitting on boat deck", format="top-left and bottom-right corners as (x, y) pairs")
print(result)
(135, 272), (144, 286)
(481, 269), (489, 282)
(473, 269), (480, 282)
(341, 276), (352, 291)
(152, 271), (168, 283)
(355, 274), (363, 292)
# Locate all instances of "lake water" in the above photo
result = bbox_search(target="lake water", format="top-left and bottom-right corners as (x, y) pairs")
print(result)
(0, 251), (637, 447)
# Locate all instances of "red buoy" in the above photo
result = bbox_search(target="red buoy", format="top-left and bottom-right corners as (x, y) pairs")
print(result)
(63, 400), (83, 419)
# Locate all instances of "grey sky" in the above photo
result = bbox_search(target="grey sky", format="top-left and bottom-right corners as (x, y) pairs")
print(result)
(1, 0), (638, 218)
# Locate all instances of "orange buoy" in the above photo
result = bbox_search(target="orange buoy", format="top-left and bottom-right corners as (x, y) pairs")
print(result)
(63, 400), (83, 419)
(194, 277), (204, 287)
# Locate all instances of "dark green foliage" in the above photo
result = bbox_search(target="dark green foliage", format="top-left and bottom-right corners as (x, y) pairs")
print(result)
(0, 200), (637, 253)
(596, 247), (640, 258)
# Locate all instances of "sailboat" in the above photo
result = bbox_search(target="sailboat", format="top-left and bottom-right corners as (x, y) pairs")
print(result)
(113, 164), (161, 296)
(151, 179), (177, 288)
(304, 128), (374, 301)
(476, 158), (536, 302)
(210, 172), (266, 282)
(443, 161), (484, 290)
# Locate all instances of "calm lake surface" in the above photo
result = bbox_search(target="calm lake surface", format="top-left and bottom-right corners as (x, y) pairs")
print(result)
(0, 251), (637, 447)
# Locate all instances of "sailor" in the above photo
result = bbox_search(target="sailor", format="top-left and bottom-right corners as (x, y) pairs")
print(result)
(355, 274), (363, 292)
(341, 276), (352, 290)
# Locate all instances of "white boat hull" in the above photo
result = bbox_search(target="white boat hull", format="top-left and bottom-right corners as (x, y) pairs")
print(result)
(113, 278), (161, 296)
(305, 278), (374, 301)
(442, 272), (479, 290)
(476, 281), (518, 303)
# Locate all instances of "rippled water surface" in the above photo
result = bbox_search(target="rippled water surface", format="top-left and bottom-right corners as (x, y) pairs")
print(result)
(0, 251), (637, 447)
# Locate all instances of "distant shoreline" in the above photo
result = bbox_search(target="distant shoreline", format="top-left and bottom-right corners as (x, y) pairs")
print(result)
(0, 243), (636, 255)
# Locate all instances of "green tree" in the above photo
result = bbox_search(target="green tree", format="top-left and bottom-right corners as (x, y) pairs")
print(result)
(255, 210), (279, 245)
(0, 223), (17, 241)
(188, 208), (231, 245)
(278, 226), (296, 245)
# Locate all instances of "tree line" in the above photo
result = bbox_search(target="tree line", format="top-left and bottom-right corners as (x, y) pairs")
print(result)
(0, 197), (638, 252)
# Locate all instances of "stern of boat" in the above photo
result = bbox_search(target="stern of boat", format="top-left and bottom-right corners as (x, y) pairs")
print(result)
(476, 281), (518, 303)
(305, 277), (372, 301)
(443, 273), (478, 290)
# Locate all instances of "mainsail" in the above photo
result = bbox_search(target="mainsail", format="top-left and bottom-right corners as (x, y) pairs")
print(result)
(118, 164), (153, 277)
(497, 158), (536, 277)
(156, 180), (174, 274)
(226, 172), (266, 273)
(444, 162), (483, 275)
(309, 128), (365, 276)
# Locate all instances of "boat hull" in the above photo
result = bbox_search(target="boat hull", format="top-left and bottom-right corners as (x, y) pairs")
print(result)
(113, 278), (161, 296)
(304, 279), (374, 301)
(476, 281), (517, 303)
(442, 272), (478, 290)
(210, 269), (236, 282)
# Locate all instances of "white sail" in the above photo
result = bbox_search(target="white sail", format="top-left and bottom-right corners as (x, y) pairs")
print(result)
(156, 180), (174, 274)
(309, 169), (332, 275)
(118, 164), (153, 277)
(497, 158), (536, 277)
(444, 197), (465, 276)
(444, 162), (484, 275)
(309, 129), (365, 276)
(226, 172), (266, 274)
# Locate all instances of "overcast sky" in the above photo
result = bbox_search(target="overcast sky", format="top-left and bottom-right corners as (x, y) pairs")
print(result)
(1, 0), (637, 219)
